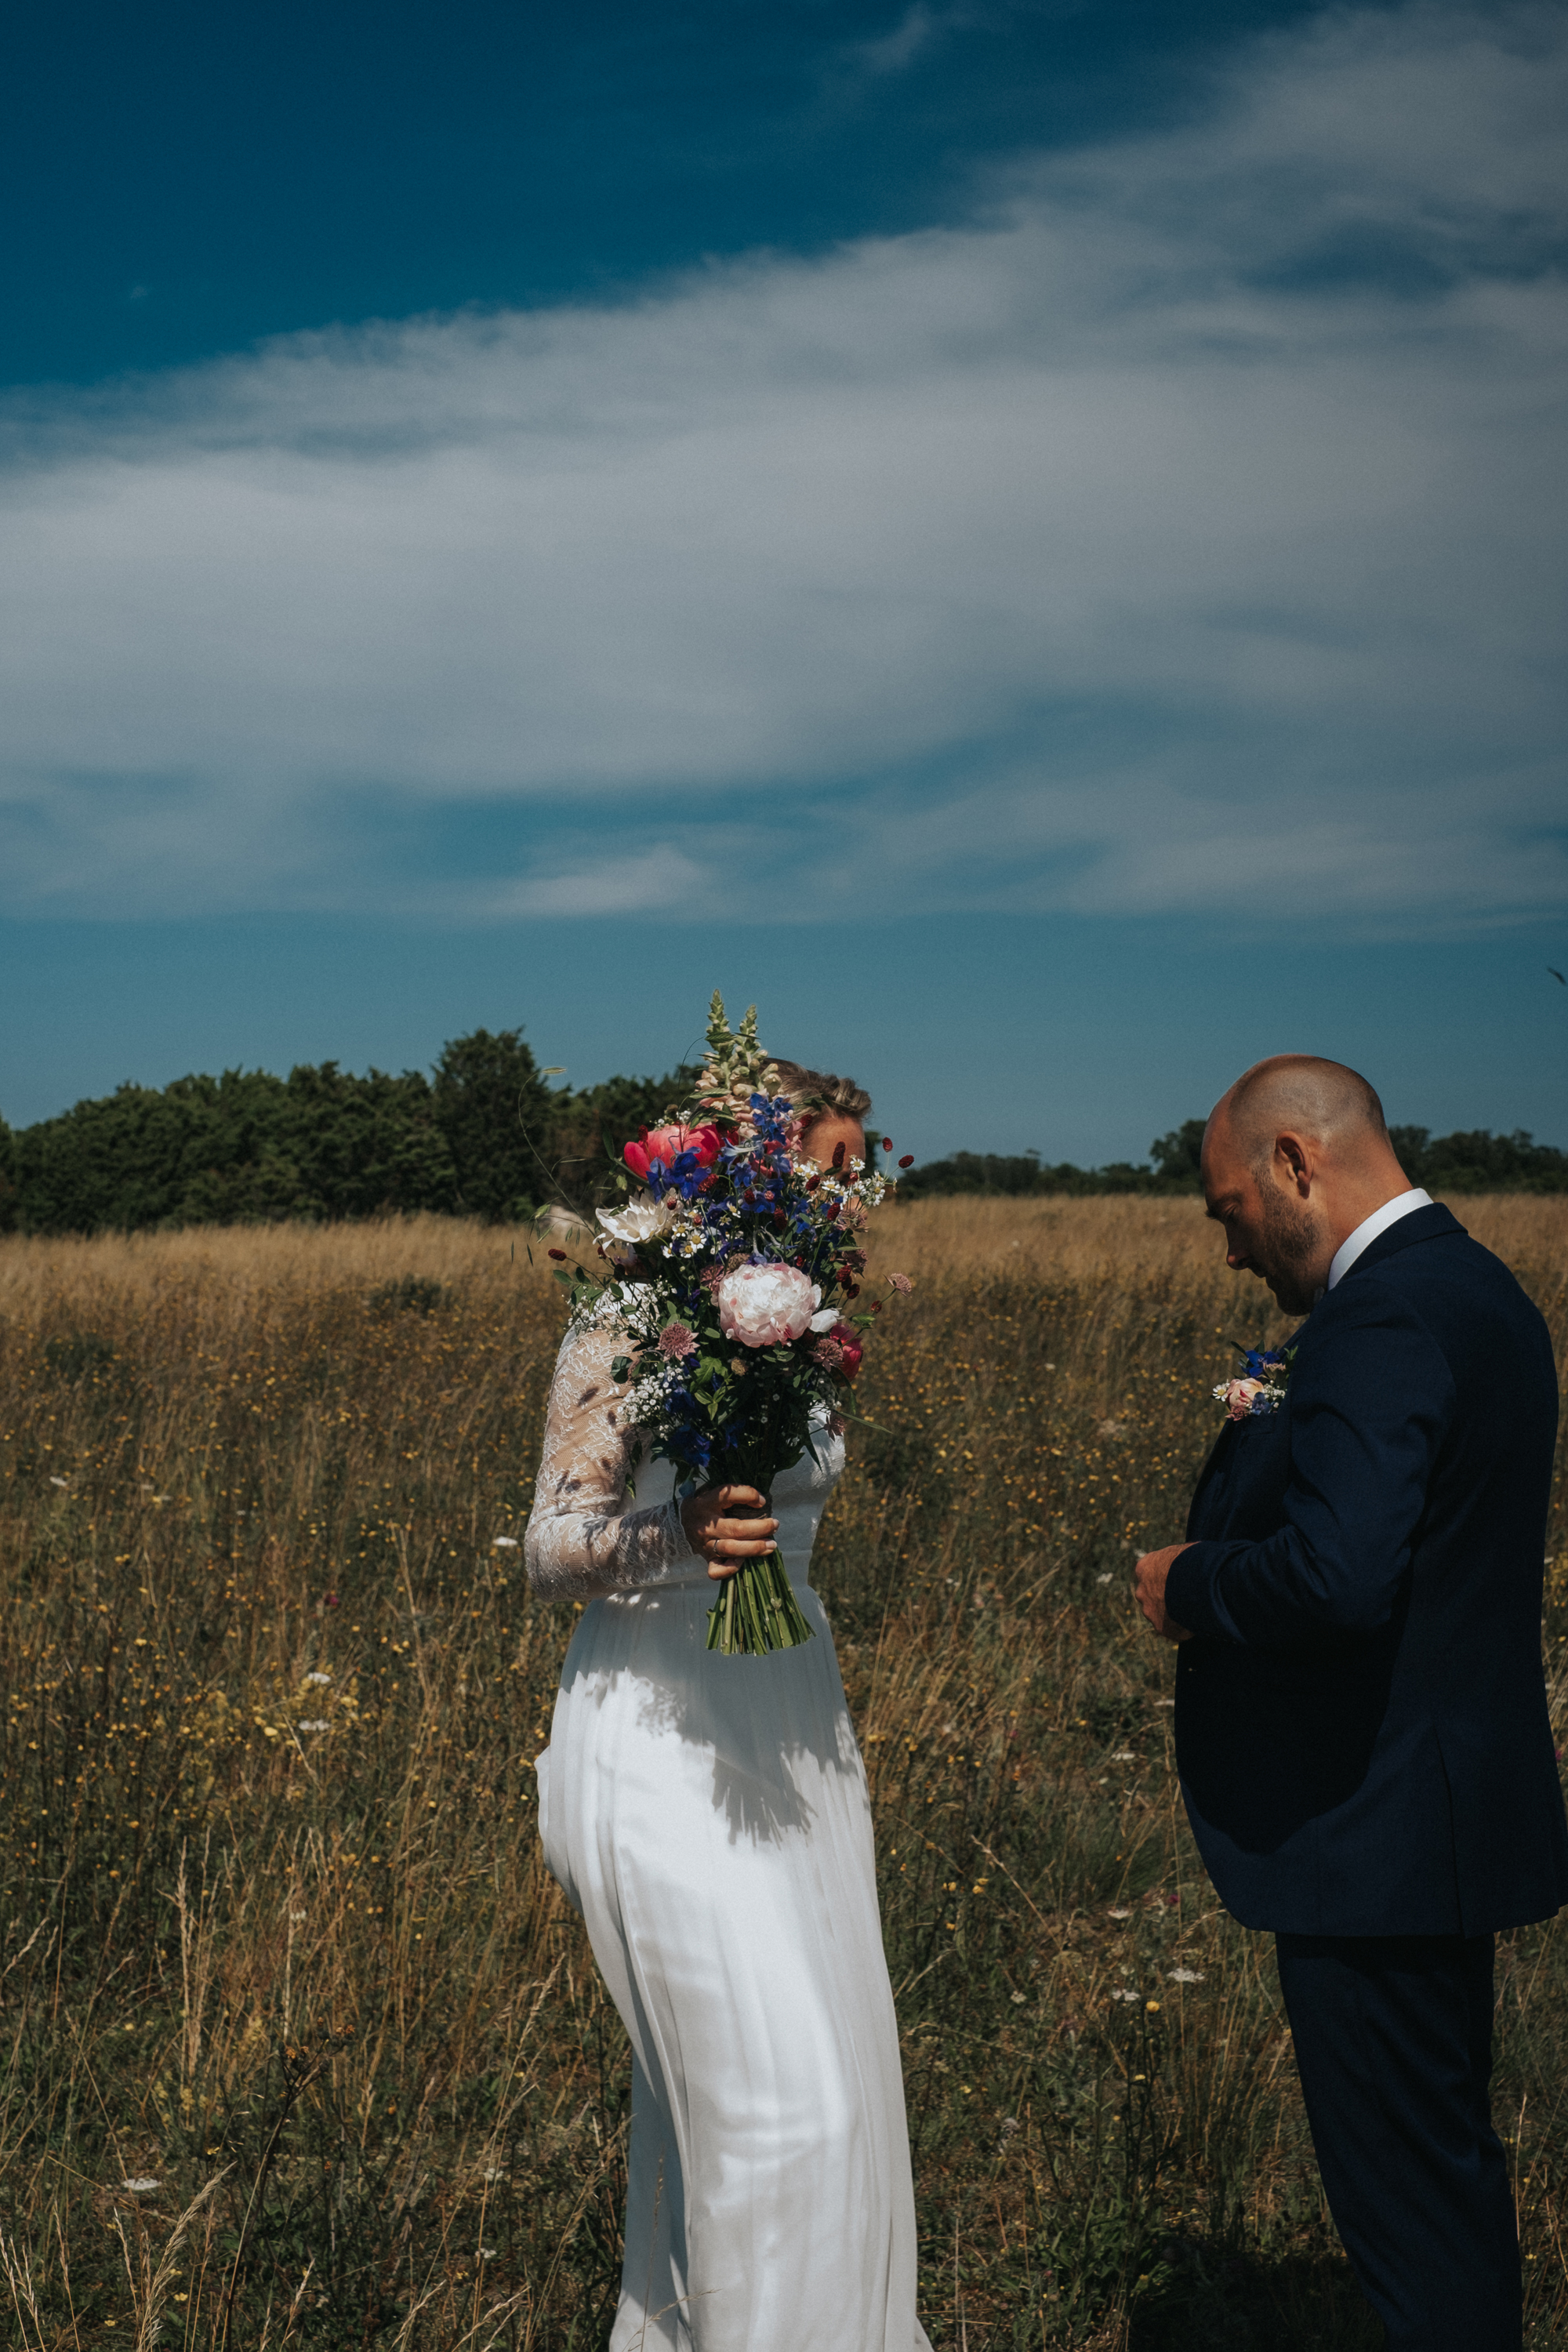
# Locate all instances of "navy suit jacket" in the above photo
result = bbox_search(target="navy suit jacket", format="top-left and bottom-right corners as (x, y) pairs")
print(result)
(1166, 1203), (1568, 1936)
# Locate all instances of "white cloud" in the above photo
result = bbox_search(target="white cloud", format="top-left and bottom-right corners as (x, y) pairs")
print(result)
(1, 2), (1563, 926)
(485, 846), (713, 918)
(847, 4), (974, 76)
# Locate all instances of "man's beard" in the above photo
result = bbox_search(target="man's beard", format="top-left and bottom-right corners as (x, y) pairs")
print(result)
(1254, 1183), (1324, 1315)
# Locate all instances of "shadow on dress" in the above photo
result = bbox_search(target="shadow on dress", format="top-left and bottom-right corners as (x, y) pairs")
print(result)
(564, 1605), (868, 1847)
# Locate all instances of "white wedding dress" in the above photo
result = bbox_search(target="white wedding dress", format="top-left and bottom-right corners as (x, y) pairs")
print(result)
(527, 1327), (931, 2352)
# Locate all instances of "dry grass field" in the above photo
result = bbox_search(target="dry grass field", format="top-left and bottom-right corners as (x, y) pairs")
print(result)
(0, 1194), (1565, 2348)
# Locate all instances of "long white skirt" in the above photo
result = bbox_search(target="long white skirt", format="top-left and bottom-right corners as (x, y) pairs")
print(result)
(536, 1471), (931, 2351)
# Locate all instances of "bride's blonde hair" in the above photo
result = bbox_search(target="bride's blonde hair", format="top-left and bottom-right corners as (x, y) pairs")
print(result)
(768, 1062), (873, 1126)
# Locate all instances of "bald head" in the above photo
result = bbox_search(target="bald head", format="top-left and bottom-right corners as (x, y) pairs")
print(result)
(1216, 1056), (1391, 1174)
(1201, 1055), (1414, 1315)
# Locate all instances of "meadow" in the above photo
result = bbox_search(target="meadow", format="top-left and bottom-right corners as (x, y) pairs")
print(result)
(0, 1193), (1565, 2349)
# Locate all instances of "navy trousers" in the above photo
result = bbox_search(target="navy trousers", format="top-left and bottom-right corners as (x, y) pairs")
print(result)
(1275, 1933), (1521, 2352)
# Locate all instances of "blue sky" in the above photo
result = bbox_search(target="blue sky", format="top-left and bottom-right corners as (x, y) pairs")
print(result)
(3, 0), (1566, 1161)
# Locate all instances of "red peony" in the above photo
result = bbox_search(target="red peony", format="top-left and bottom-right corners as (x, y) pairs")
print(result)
(623, 1122), (724, 1180)
(830, 1322), (864, 1381)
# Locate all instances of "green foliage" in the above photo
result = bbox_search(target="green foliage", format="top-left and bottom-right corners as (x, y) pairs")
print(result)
(901, 1123), (1568, 1203)
(897, 1149), (1194, 1202)
(5, 1040), (1564, 1236)
(7, 1063), (457, 1235)
(275, 1062), (459, 1222)
(1148, 1120), (1208, 1186)
(430, 1027), (557, 1222)
(1390, 1125), (1568, 1195)
(0, 1107), (16, 1234)
(0, 1038), (701, 1238)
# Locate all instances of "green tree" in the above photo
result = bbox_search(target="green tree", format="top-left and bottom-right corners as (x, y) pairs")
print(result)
(9, 1064), (459, 1235)
(1388, 1127), (1432, 1185)
(275, 1064), (457, 1220)
(13, 1081), (223, 1234)
(160, 1069), (307, 1223)
(1420, 1129), (1568, 1194)
(430, 1029), (558, 1223)
(1148, 1119), (1207, 1188)
(0, 1110), (16, 1233)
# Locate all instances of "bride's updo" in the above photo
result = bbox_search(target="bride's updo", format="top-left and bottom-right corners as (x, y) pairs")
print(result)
(768, 1063), (872, 1124)
(768, 1062), (873, 1163)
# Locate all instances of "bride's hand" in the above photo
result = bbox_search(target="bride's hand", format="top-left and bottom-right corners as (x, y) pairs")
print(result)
(681, 1485), (779, 1582)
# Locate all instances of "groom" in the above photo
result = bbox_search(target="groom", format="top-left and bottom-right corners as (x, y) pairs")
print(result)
(1134, 1055), (1568, 2352)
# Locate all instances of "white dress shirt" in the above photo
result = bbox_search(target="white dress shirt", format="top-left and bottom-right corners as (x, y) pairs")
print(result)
(1326, 1187), (1434, 1292)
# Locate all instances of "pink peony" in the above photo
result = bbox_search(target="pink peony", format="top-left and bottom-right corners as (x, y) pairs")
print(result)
(623, 1123), (723, 1180)
(717, 1263), (819, 1349)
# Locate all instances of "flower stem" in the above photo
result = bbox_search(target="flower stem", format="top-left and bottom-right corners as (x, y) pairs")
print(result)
(705, 1547), (814, 1656)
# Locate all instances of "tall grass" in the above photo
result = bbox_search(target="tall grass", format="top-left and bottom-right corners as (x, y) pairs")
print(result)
(0, 1197), (1564, 2347)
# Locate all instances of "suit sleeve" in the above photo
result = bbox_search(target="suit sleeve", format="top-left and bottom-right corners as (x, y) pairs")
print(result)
(1165, 1279), (1456, 1649)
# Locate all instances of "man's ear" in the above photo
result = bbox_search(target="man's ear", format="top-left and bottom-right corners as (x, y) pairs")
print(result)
(1275, 1131), (1313, 1194)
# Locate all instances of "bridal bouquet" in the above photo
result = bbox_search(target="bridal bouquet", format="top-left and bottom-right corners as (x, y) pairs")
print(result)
(552, 994), (913, 1656)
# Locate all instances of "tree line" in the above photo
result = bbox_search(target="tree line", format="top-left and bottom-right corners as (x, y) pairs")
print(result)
(0, 1047), (1561, 1236)
(898, 1121), (1568, 1201)
(0, 1031), (697, 1237)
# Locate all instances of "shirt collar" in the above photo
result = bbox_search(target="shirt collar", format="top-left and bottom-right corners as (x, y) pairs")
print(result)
(1326, 1188), (1434, 1292)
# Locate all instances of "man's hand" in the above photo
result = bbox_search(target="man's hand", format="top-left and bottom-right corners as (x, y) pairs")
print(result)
(1133, 1544), (1196, 1643)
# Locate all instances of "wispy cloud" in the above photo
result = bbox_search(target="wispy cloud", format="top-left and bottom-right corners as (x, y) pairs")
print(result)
(2, 2), (1563, 927)
(485, 847), (713, 919)
(847, 3), (975, 77)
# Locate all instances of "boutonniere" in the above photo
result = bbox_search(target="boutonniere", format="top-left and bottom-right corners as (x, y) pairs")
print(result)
(1213, 1344), (1295, 1423)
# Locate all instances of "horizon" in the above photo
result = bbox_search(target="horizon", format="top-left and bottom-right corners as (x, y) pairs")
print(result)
(4, 1002), (1562, 1170)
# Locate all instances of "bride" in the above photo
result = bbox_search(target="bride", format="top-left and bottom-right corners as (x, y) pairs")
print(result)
(525, 1062), (931, 2352)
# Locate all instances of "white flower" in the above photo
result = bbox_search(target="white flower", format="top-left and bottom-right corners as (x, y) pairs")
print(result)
(717, 1263), (818, 1348)
(809, 1306), (838, 1332)
(1109, 1987), (1141, 2003)
(305, 1671), (332, 1684)
(597, 1198), (674, 1245)
(121, 2177), (162, 2194)
(297, 1719), (331, 1733)
(1169, 1968), (1206, 1984)
(492, 1535), (519, 1548)
(1108, 1907), (1133, 1920)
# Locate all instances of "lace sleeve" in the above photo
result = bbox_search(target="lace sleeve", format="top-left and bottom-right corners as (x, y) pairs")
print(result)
(524, 1326), (700, 1600)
